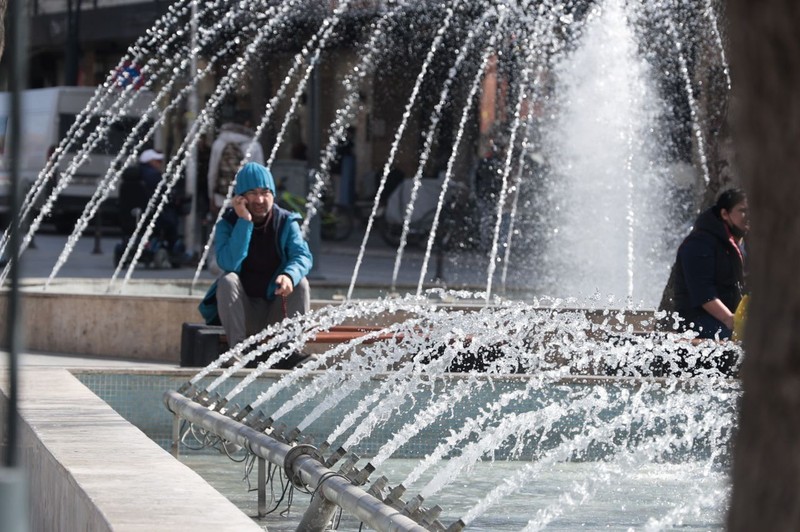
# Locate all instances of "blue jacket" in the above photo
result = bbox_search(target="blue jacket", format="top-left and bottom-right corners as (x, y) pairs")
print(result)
(198, 205), (313, 324)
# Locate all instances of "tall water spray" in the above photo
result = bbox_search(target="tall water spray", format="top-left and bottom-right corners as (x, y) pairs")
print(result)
(538, 0), (672, 306)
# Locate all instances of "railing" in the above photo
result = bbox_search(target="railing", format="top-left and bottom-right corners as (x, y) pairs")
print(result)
(164, 389), (463, 532)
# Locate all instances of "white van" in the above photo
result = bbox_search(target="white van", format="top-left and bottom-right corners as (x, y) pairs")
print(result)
(0, 86), (158, 231)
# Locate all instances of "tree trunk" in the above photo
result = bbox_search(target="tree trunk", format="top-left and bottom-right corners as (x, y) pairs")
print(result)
(727, 0), (800, 530)
(0, 0), (7, 62)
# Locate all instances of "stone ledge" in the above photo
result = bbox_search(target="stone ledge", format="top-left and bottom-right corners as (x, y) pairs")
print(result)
(0, 368), (261, 532)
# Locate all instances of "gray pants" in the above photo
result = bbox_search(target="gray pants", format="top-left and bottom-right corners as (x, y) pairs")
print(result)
(216, 272), (310, 347)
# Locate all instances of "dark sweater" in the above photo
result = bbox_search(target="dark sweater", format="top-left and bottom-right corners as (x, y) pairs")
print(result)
(239, 214), (281, 298)
(673, 208), (746, 325)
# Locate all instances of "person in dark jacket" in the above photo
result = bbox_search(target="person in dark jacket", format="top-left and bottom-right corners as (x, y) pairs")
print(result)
(118, 165), (149, 238)
(138, 148), (181, 251)
(199, 162), (313, 362)
(139, 148), (165, 196)
(671, 187), (749, 339)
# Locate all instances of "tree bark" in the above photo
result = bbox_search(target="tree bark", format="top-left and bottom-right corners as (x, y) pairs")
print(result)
(0, 0), (7, 62)
(727, 0), (800, 530)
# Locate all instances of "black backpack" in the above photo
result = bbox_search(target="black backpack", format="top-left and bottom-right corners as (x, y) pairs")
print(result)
(216, 141), (244, 196)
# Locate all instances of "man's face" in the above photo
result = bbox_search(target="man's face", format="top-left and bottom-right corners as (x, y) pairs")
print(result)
(243, 187), (274, 223)
(722, 199), (749, 237)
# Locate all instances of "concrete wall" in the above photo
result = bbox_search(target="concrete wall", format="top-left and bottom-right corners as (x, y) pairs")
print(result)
(0, 368), (261, 532)
(0, 284), (201, 363)
(0, 283), (343, 363)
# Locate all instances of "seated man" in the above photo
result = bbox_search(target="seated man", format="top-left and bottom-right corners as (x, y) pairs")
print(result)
(199, 162), (312, 366)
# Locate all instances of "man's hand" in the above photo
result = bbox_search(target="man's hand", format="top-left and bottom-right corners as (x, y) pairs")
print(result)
(233, 195), (252, 221)
(275, 274), (294, 296)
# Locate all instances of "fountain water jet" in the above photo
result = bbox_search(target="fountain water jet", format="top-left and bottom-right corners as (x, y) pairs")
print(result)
(167, 292), (739, 530)
(4, 0), (723, 305)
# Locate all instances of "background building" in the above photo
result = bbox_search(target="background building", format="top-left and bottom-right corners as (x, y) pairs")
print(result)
(20, 0), (169, 88)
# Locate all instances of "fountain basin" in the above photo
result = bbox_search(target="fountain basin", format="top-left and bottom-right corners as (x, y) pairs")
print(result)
(1, 278), (364, 362)
(0, 278), (418, 361)
(0, 367), (260, 531)
(82, 368), (732, 530)
(1, 279), (213, 362)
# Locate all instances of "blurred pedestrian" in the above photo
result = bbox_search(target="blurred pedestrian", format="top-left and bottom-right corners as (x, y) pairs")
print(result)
(666, 187), (749, 339)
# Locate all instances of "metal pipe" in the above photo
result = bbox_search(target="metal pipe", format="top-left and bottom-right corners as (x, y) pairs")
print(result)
(5, 0), (30, 470)
(164, 391), (427, 532)
(306, 64), (322, 277)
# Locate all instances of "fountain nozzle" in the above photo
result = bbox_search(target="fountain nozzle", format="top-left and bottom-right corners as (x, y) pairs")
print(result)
(401, 494), (424, 517)
(323, 446), (347, 468)
(337, 453), (360, 476)
(286, 427), (302, 443)
(232, 404), (253, 422)
(213, 397), (229, 412)
(445, 519), (466, 532)
(366, 475), (389, 499)
(251, 415), (274, 433)
(353, 462), (375, 486)
(420, 505), (443, 527)
(384, 483), (407, 510)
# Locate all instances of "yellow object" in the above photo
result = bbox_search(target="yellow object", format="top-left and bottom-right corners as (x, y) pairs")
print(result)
(732, 294), (749, 342)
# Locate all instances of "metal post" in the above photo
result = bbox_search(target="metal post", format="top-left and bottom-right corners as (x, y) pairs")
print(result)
(183, 0), (199, 258)
(92, 211), (102, 254)
(306, 65), (323, 278)
(1, 0), (31, 528)
(295, 490), (338, 531)
(171, 414), (181, 458)
(64, 0), (82, 86)
(434, 244), (445, 283)
(0, 469), (28, 532)
(257, 457), (266, 517)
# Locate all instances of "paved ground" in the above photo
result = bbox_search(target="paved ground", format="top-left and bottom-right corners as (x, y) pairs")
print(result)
(9, 221), (499, 293)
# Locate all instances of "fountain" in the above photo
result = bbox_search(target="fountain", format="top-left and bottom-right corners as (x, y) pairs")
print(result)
(2, 0), (739, 529)
(165, 293), (739, 530)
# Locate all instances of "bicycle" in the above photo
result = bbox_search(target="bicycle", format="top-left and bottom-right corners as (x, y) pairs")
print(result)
(276, 178), (354, 241)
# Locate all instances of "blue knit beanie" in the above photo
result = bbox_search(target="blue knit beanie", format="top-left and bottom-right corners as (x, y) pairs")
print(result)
(234, 162), (276, 195)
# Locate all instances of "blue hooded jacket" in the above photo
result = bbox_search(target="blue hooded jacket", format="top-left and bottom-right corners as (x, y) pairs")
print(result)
(198, 162), (313, 324)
